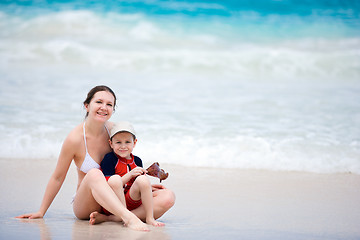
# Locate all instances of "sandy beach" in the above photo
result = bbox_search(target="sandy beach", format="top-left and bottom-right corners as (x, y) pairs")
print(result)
(0, 157), (359, 240)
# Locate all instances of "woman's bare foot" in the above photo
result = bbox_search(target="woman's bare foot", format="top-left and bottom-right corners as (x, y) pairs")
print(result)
(124, 217), (150, 232)
(90, 211), (148, 231)
(147, 218), (165, 227)
(89, 211), (109, 225)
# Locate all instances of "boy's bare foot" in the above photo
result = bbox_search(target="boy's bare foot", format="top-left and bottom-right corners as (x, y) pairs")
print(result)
(147, 218), (165, 227)
(89, 211), (109, 225)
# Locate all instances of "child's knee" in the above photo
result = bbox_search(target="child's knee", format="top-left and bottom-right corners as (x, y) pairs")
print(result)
(108, 175), (123, 189)
(134, 175), (151, 189)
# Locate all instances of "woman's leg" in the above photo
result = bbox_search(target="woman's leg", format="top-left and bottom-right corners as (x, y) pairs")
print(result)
(89, 174), (125, 224)
(72, 169), (149, 231)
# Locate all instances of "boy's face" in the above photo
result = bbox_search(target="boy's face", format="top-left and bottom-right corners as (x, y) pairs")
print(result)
(109, 132), (137, 159)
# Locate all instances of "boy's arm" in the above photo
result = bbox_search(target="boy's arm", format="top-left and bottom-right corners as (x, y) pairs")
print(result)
(121, 172), (133, 185)
(122, 156), (145, 183)
(100, 152), (116, 180)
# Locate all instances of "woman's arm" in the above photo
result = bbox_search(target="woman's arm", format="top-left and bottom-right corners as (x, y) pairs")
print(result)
(16, 134), (76, 219)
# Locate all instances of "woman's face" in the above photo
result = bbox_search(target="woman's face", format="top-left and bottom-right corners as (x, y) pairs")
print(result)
(85, 91), (115, 122)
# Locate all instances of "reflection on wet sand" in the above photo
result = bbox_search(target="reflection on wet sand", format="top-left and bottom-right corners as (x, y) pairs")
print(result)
(16, 217), (171, 240)
(18, 219), (52, 240)
(72, 219), (171, 240)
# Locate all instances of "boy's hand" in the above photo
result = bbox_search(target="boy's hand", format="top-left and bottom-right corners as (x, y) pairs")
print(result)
(129, 167), (147, 178)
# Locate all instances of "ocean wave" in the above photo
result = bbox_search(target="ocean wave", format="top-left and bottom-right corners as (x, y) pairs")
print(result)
(1, 10), (359, 81)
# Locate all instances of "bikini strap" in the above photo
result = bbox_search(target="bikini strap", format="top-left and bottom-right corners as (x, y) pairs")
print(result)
(83, 122), (88, 153)
(105, 124), (110, 137)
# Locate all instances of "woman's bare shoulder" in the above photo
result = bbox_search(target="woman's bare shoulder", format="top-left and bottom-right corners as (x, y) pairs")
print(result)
(57, 123), (84, 163)
(64, 123), (84, 147)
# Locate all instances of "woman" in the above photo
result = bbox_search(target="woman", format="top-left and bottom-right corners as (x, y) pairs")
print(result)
(16, 85), (175, 231)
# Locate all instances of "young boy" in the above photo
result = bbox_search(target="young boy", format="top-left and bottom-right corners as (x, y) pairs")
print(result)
(100, 121), (164, 227)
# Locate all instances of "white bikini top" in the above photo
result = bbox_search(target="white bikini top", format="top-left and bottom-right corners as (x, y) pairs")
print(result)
(79, 122), (110, 173)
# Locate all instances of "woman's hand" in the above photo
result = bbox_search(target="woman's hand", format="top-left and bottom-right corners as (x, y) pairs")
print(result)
(16, 211), (44, 219)
(151, 184), (166, 192)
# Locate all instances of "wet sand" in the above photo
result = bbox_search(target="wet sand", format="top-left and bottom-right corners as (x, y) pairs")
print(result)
(1, 158), (360, 239)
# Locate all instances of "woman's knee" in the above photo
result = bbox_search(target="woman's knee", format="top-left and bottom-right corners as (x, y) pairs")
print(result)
(159, 189), (176, 210)
(86, 168), (105, 181)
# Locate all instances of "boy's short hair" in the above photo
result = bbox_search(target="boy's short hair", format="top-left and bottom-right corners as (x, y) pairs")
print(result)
(110, 121), (136, 140)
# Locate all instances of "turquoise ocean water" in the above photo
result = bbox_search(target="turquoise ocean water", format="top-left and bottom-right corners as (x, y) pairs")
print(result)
(0, 0), (359, 173)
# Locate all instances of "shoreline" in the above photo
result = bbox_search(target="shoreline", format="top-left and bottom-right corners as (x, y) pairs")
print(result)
(1, 159), (360, 239)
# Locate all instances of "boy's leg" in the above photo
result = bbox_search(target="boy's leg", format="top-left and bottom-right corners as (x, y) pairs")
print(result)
(129, 175), (165, 226)
(131, 186), (175, 221)
(108, 175), (126, 205)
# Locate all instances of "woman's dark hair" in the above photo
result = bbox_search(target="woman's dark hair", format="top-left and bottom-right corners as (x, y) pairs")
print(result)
(83, 85), (117, 117)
